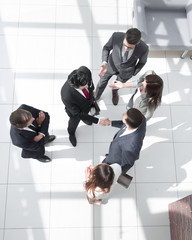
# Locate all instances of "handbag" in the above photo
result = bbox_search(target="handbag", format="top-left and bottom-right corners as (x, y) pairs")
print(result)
(117, 174), (133, 188)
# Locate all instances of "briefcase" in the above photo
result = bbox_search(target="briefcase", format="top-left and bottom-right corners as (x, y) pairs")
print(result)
(117, 174), (133, 188)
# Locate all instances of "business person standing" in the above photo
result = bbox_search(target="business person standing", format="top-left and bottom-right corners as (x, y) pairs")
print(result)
(61, 66), (109, 147)
(103, 108), (146, 174)
(9, 104), (55, 162)
(109, 70), (164, 120)
(95, 28), (149, 105)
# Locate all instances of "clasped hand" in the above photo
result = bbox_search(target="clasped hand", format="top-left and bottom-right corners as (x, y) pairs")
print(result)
(36, 111), (45, 126)
(109, 80), (124, 90)
(99, 118), (111, 126)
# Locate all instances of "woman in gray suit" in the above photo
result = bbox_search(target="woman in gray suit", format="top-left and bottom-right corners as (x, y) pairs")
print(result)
(109, 70), (163, 120)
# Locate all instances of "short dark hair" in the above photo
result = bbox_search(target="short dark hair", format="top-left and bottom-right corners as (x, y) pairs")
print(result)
(9, 109), (32, 128)
(68, 66), (91, 88)
(125, 28), (141, 45)
(125, 108), (143, 129)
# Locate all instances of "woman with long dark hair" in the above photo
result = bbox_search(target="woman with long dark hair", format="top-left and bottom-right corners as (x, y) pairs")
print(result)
(84, 163), (121, 205)
(109, 70), (163, 120)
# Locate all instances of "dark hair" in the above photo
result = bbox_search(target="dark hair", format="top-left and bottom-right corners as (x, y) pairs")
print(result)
(145, 74), (163, 108)
(125, 108), (143, 129)
(85, 164), (115, 198)
(125, 28), (141, 45)
(68, 66), (91, 88)
(9, 109), (32, 128)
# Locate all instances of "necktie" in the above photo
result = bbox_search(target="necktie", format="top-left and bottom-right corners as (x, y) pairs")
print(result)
(82, 88), (90, 99)
(28, 124), (38, 132)
(123, 51), (128, 62)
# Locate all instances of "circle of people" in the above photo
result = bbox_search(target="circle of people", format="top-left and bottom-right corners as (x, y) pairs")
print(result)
(9, 28), (163, 205)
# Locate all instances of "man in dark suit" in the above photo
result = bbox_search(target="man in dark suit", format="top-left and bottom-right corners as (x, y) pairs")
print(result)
(95, 28), (149, 105)
(61, 66), (108, 147)
(9, 104), (55, 162)
(103, 108), (146, 174)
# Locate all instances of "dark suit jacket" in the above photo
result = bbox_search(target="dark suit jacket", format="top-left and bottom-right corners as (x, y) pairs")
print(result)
(61, 66), (99, 124)
(102, 32), (149, 81)
(10, 104), (50, 158)
(104, 117), (146, 173)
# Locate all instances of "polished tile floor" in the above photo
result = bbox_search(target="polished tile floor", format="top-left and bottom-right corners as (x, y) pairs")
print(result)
(0, 0), (192, 239)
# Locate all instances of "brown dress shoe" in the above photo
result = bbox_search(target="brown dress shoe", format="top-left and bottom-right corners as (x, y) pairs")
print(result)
(112, 90), (119, 105)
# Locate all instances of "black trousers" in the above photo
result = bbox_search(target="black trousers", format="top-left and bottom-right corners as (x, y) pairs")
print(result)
(67, 117), (92, 135)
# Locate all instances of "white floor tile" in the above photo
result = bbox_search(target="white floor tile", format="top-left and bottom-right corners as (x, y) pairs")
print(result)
(57, 0), (91, 6)
(166, 53), (192, 72)
(50, 228), (93, 240)
(171, 106), (192, 142)
(94, 184), (137, 227)
(0, 143), (10, 183)
(177, 183), (192, 199)
(19, 5), (56, 36)
(168, 72), (192, 105)
(136, 183), (177, 226)
(0, 4), (20, 35)
(146, 106), (173, 143)
(138, 226), (170, 240)
(0, 185), (7, 228)
(92, 7), (128, 37)
(5, 184), (51, 228)
(16, 36), (55, 69)
(0, 69), (15, 104)
(55, 36), (92, 70)
(14, 70), (54, 105)
(4, 229), (50, 240)
(0, 36), (17, 68)
(0, 230), (3, 240)
(0, 104), (12, 142)
(56, 6), (92, 37)
(136, 143), (176, 182)
(174, 143), (192, 183)
(51, 142), (93, 183)
(94, 227), (138, 240)
(8, 145), (51, 184)
(50, 184), (93, 227)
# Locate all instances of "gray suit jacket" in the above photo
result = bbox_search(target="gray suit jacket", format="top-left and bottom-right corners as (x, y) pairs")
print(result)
(102, 32), (149, 81)
(127, 70), (157, 120)
(103, 117), (146, 174)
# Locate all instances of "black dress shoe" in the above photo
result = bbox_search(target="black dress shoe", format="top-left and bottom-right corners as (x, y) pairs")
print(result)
(69, 134), (77, 147)
(36, 155), (51, 163)
(47, 135), (56, 143)
(112, 90), (119, 105)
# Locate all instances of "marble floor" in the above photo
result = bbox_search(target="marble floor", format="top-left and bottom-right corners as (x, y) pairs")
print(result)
(0, 0), (192, 239)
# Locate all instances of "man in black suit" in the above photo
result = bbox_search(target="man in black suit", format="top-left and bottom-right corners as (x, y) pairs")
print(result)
(103, 108), (146, 173)
(95, 28), (149, 105)
(61, 66), (108, 147)
(9, 104), (55, 162)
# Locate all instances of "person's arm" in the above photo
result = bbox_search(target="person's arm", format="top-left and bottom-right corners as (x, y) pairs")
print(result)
(133, 48), (149, 76)
(99, 33), (115, 77)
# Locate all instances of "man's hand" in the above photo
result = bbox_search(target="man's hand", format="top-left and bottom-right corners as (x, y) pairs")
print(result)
(99, 118), (111, 126)
(99, 62), (107, 77)
(36, 111), (45, 126)
(109, 80), (124, 90)
(33, 133), (44, 142)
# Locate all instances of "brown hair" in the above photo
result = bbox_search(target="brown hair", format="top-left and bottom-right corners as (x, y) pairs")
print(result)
(85, 164), (115, 198)
(125, 108), (143, 129)
(125, 28), (141, 45)
(9, 109), (32, 128)
(145, 74), (163, 108)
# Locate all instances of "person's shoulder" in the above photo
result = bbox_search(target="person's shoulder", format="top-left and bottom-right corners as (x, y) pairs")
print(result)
(110, 163), (121, 174)
(138, 40), (149, 50)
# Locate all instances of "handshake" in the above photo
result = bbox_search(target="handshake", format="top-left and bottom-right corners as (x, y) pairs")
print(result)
(99, 118), (111, 126)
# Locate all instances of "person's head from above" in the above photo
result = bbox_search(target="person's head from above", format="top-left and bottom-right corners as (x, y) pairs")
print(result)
(124, 28), (141, 51)
(123, 108), (143, 130)
(85, 163), (115, 197)
(9, 109), (35, 129)
(68, 66), (92, 90)
(142, 74), (163, 107)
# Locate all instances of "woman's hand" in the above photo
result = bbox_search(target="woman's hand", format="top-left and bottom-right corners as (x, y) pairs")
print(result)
(109, 80), (124, 89)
